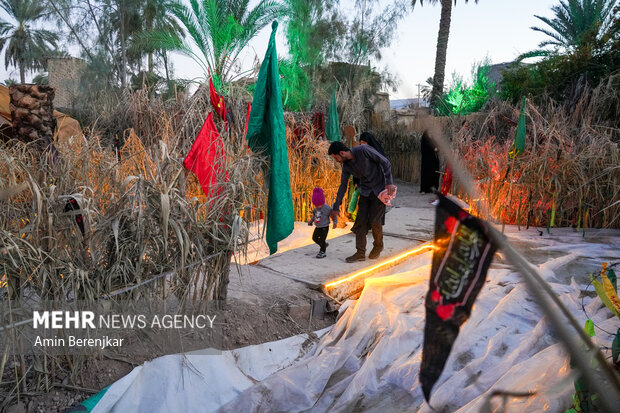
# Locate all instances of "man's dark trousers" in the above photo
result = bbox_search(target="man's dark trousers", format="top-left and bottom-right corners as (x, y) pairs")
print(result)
(354, 192), (385, 254)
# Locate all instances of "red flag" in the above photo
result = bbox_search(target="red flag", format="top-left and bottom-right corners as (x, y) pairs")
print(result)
(183, 113), (228, 197)
(440, 164), (452, 196)
(209, 76), (228, 123)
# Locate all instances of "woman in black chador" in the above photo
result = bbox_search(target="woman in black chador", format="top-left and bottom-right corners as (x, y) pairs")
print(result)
(419, 131), (440, 193)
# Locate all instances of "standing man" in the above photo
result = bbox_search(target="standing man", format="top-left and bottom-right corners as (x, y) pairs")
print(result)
(328, 141), (396, 262)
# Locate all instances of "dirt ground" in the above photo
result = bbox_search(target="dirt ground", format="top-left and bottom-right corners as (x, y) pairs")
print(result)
(2, 291), (336, 413)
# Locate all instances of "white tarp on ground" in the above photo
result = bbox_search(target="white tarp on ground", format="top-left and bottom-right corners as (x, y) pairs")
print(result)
(93, 228), (620, 412)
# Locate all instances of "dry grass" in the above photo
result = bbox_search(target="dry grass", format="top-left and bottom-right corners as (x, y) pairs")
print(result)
(0, 85), (267, 403)
(448, 89), (620, 229)
(0, 83), (353, 402)
(285, 114), (347, 222)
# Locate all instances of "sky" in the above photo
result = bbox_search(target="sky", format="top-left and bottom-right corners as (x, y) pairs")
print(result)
(0, 0), (560, 100)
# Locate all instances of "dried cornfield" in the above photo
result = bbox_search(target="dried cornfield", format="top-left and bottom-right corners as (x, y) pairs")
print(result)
(447, 87), (620, 229)
(0, 85), (267, 404)
(0, 84), (352, 403)
(285, 114), (348, 223)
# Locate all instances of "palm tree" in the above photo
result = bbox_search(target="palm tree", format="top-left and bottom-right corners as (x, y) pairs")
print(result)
(141, 0), (183, 76)
(146, 0), (285, 84)
(519, 0), (617, 60)
(0, 0), (58, 84)
(411, 0), (478, 110)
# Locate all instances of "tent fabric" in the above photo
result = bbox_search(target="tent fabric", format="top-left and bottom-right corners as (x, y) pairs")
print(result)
(90, 330), (330, 413)
(245, 21), (294, 255)
(0, 84), (82, 143)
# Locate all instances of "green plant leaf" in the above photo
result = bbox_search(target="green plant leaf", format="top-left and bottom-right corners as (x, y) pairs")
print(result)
(584, 319), (595, 337)
(612, 328), (620, 364)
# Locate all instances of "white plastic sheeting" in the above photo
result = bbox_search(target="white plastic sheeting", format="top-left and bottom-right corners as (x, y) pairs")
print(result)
(93, 229), (620, 412)
(92, 329), (331, 412)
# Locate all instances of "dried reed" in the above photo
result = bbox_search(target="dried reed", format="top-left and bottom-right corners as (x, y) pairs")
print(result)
(448, 89), (620, 229)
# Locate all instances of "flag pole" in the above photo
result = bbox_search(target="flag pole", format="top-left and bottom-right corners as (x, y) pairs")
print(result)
(426, 126), (620, 410)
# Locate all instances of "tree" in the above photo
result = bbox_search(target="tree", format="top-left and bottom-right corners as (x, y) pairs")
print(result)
(0, 0), (58, 83)
(146, 0), (285, 84)
(280, 0), (345, 110)
(99, 0), (144, 88)
(421, 76), (433, 103)
(411, 0), (478, 110)
(48, 0), (181, 88)
(47, 0), (139, 88)
(518, 0), (617, 60)
(140, 0), (183, 76)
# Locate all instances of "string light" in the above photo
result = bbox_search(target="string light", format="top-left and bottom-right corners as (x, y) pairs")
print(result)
(324, 243), (436, 289)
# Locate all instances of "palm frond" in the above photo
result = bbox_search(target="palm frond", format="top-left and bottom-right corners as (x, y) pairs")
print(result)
(515, 49), (554, 62)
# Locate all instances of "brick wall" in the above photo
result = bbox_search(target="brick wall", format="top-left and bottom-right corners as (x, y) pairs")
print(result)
(47, 57), (86, 110)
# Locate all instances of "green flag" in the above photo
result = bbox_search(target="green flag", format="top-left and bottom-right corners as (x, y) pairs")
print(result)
(509, 97), (526, 158)
(246, 21), (294, 255)
(326, 87), (340, 142)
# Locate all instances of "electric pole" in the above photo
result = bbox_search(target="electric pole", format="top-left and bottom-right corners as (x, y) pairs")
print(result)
(416, 83), (423, 108)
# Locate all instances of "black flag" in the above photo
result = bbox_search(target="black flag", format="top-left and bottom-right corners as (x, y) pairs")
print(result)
(420, 194), (498, 402)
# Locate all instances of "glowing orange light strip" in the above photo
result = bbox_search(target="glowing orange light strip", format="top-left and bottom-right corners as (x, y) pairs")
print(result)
(324, 243), (436, 289)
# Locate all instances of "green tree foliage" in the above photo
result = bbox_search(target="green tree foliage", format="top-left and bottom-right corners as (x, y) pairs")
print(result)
(280, 0), (345, 111)
(411, 0), (479, 110)
(518, 0), (617, 60)
(421, 76), (434, 104)
(140, 0), (183, 76)
(345, 0), (409, 66)
(100, 0), (145, 87)
(435, 60), (494, 116)
(337, 0), (408, 98)
(32, 72), (48, 84)
(280, 0), (408, 113)
(502, 1), (618, 108)
(48, 0), (183, 88)
(0, 0), (58, 83)
(144, 0), (285, 84)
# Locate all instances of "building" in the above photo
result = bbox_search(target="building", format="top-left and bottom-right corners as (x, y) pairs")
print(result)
(47, 57), (87, 111)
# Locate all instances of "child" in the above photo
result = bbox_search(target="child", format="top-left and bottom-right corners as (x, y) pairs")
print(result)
(308, 187), (337, 258)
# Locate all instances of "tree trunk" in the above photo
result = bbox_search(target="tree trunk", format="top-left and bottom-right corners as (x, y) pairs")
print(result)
(163, 52), (170, 81)
(19, 60), (25, 84)
(430, 0), (452, 110)
(146, 8), (154, 75)
(120, 0), (127, 88)
(148, 52), (154, 74)
(9, 84), (57, 151)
